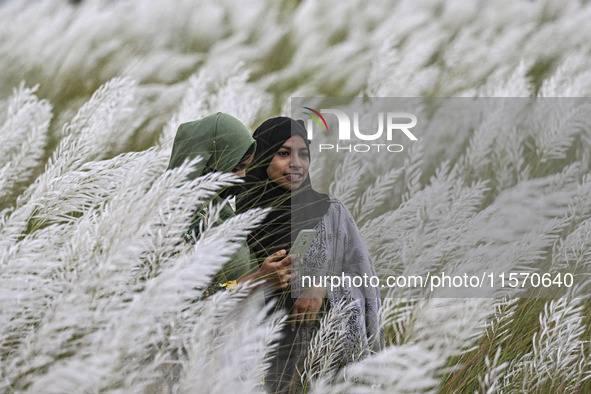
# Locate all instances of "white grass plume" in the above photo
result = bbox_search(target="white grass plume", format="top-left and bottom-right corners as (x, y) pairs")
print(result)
(539, 53), (591, 97)
(477, 347), (509, 394)
(158, 72), (212, 149)
(316, 342), (442, 393)
(504, 296), (590, 392)
(0, 157), (259, 392)
(328, 154), (366, 210)
(0, 83), (52, 203)
(0, 77), (138, 243)
(528, 100), (591, 168)
(177, 289), (284, 394)
(352, 166), (404, 226)
(301, 299), (357, 390)
(205, 62), (272, 129)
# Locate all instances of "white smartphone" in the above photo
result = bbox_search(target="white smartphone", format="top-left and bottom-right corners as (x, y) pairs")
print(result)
(290, 229), (317, 258)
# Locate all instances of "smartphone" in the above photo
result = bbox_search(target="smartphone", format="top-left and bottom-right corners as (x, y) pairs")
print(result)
(290, 229), (317, 258)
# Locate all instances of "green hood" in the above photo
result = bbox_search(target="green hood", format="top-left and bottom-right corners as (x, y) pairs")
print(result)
(167, 113), (257, 288)
(167, 112), (256, 178)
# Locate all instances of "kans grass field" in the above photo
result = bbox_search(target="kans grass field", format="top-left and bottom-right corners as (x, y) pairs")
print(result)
(1, 0), (591, 392)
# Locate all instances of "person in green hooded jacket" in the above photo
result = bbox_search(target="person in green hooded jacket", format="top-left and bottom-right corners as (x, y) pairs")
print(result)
(167, 112), (295, 294)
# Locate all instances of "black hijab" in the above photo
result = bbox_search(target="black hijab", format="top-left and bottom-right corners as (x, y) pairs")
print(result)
(237, 117), (331, 263)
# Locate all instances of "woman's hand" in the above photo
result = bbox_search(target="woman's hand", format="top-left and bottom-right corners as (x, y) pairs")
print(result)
(237, 249), (297, 290)
(291, 286), (327, 331)
(258, 249), (295, 289)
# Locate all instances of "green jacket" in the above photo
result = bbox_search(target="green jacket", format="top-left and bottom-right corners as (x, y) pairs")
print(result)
(167, 112), (256, 288)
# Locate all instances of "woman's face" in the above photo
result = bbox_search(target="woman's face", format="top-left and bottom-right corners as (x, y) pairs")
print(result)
(267, 135), (310, 190)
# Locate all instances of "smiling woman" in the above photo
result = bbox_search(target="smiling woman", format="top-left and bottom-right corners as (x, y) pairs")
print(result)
(237, 117), (382, 393)
(266, 134), (310, 190)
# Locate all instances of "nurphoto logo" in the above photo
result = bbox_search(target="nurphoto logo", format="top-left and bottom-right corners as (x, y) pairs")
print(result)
(302, 106), (418, 153)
